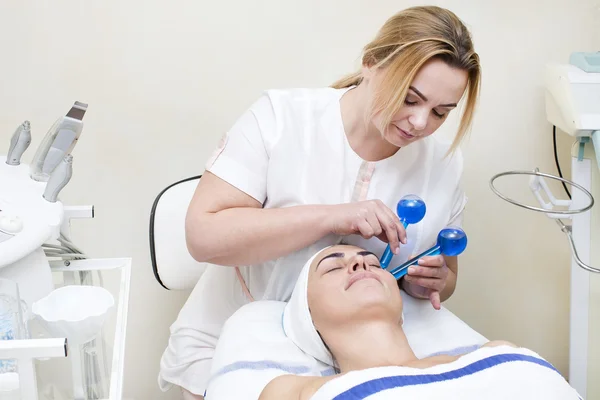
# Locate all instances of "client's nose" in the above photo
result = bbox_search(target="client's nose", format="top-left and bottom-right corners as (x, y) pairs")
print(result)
(348, 255), (368, 272)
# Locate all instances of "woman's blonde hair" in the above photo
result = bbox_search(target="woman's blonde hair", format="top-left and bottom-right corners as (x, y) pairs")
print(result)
(332, 6), (481, 153)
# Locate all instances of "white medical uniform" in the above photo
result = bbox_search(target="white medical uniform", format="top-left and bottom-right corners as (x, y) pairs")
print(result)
(158, 86), (467, 395)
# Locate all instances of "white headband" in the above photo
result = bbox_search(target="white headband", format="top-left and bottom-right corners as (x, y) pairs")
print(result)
(282, 246), (334, 366)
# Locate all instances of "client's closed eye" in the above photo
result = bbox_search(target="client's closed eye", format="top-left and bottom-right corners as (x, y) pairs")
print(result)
(365, 255), (382, 268)
(324, 265), (343, 274)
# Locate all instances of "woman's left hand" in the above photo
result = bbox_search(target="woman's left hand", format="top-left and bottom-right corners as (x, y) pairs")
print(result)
(401, 255), (449, 310)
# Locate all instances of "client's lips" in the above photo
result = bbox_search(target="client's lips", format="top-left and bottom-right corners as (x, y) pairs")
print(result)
(345, 271), (381, 290)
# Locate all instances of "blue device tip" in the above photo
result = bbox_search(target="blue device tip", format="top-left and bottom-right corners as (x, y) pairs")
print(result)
(437, 226), (467, 256)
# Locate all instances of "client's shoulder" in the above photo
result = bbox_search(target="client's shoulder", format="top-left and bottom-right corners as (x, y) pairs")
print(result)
(259, 373), (338, 400)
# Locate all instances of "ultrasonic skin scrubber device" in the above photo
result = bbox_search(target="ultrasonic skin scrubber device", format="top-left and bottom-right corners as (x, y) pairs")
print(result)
(29, 101), (87, 182)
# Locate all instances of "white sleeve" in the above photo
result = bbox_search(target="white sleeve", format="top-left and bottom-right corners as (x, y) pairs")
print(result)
(446, 147), (467, 228)
(447, 183), (468, 228)
(204, 94), (276, 204)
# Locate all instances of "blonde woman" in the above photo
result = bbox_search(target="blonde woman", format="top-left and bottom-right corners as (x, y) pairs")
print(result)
(159, 6), (482, 399)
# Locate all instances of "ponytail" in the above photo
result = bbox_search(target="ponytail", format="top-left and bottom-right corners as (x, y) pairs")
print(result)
(331, 71), (362, 89)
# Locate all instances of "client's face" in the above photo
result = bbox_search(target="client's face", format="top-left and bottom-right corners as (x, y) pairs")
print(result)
(307, 245), (403, 331)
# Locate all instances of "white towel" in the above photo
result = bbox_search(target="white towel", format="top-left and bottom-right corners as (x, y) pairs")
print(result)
(311, 345), (582, 400)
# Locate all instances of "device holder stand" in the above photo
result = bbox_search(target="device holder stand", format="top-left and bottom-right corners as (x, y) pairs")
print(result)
(490, 168), (598, 273)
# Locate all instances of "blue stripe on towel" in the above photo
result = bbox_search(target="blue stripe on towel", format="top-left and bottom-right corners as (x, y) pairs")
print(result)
(333, 353), (561, 400)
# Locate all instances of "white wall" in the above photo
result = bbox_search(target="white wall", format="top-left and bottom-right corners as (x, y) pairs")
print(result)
(0, 1), (598, 398)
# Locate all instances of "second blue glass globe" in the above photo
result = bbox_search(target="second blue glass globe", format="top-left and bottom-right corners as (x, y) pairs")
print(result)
(389, 226), (468, 279)
(437, 226), (467, 256)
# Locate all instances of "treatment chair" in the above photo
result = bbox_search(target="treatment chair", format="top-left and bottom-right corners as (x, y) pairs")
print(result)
(149, 175), (489, 400)
(149, 175), (207, 291)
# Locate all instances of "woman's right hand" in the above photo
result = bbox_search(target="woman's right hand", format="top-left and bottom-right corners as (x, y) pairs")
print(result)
(326, 200), (407, 255)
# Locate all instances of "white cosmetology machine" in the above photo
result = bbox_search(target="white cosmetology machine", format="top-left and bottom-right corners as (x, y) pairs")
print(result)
(0, 103), (131, 400)
(490, 51), (600, 399)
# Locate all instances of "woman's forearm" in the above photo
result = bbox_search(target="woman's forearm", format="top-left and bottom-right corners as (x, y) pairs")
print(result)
(440, 268), (457, 302)
(186, 205), (333, 267)
(440, 256), (458, 302)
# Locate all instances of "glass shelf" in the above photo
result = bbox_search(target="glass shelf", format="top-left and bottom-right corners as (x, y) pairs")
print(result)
(0, 258), (131, 400)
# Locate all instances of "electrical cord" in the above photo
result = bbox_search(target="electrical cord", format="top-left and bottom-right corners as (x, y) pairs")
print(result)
(43, 233), (88, 260)
(46, 232), (105, 285)
(553, 125), (572, 199)
(58, 233), (86, 255)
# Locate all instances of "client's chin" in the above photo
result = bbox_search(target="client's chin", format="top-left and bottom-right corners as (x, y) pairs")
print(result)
(347, 278), (397, 304)
(348, 295), (401, 322)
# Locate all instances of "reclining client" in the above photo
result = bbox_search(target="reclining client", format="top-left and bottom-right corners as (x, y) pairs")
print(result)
(258, 244), (582, 399)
